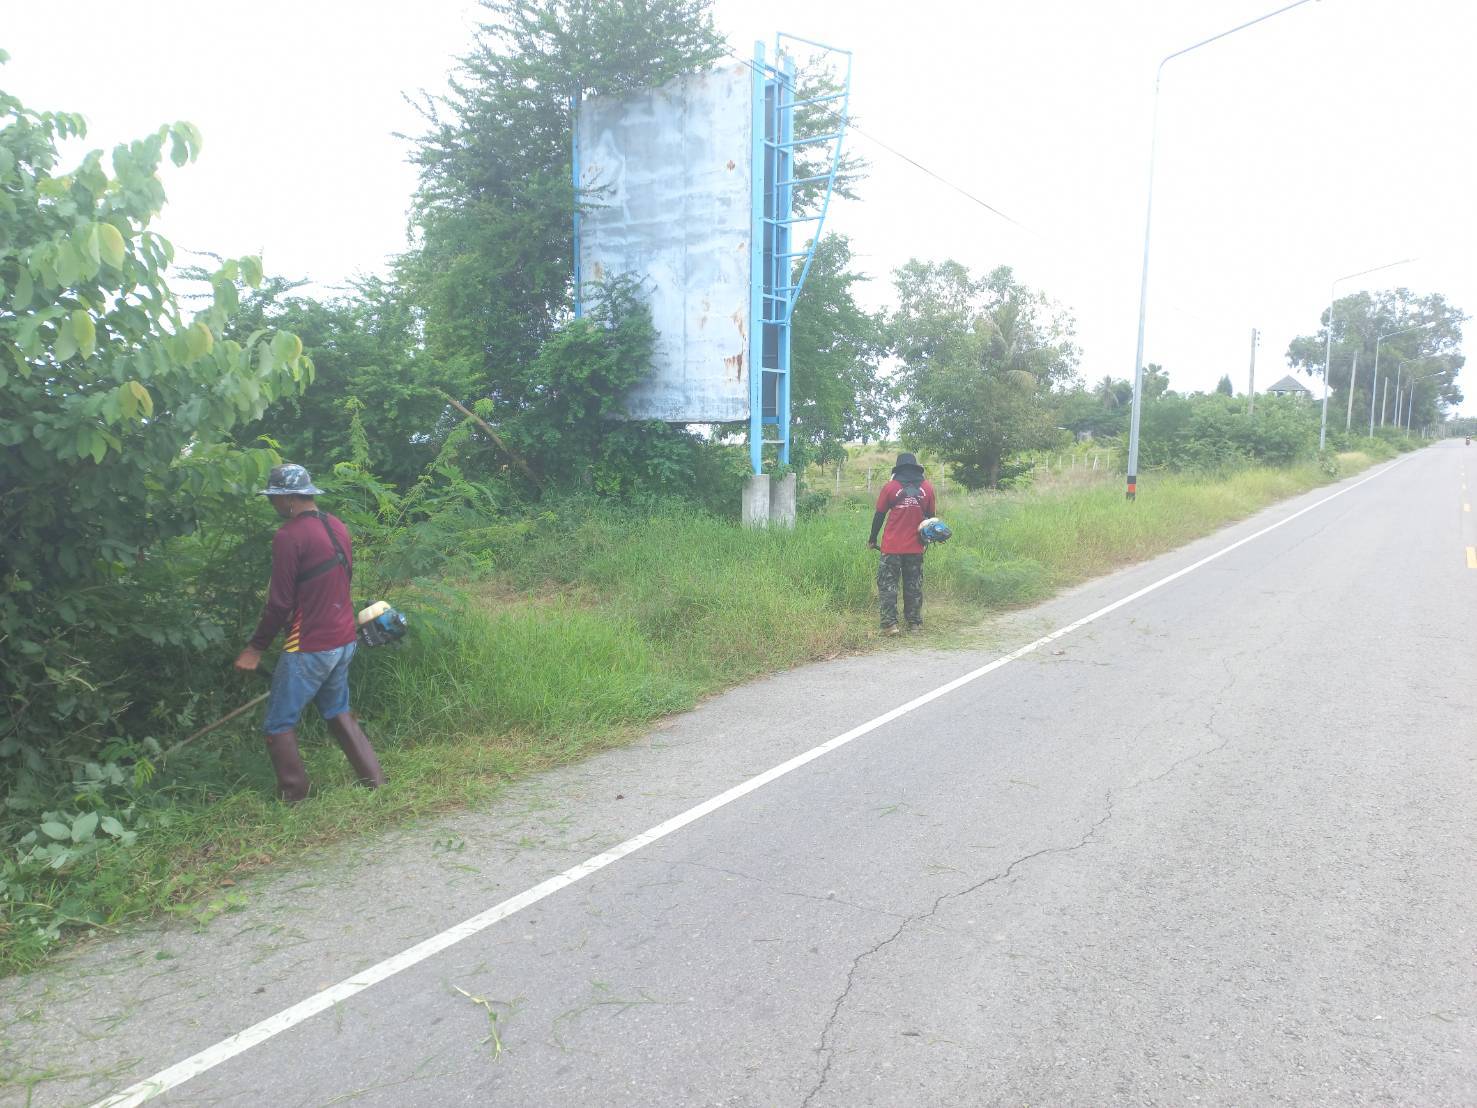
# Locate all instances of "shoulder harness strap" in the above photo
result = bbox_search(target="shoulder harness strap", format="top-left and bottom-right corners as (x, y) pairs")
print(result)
(294, 511), (352, 584)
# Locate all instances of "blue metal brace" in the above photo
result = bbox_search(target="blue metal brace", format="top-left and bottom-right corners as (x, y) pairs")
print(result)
(748, 34), (853, 476)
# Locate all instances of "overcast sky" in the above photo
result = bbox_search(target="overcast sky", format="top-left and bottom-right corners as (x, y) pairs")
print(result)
(5, 0), (1473, 412)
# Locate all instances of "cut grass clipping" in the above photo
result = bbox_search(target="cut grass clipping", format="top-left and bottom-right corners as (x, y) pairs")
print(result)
(0, 455), (1384, 975)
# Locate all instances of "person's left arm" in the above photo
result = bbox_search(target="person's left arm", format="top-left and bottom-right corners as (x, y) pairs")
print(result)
(235, 530), (298, 670)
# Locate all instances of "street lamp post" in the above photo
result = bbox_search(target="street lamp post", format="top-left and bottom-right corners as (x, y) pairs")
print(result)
(1372, 320), (1437, 436)
(1320, 258), (1415, 451)
(1368, 363), (1378, 436)
(1247, 327), (1259, 415)
(1405, 370), (1441, 433)
(1125, 0), (1317, 500)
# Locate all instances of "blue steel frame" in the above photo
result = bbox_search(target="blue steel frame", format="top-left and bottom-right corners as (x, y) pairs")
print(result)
(748, 34), (852, 475)
(570, 92), (583, 319)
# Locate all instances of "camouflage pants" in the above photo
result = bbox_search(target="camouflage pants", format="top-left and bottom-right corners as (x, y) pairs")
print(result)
(877, 553), (925, 629)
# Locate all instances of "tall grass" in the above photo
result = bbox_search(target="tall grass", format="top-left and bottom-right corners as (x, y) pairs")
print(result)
(0, 456), (1378, 974)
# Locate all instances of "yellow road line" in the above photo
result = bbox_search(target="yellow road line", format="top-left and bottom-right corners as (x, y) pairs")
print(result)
(1468, 547), (1477, 570)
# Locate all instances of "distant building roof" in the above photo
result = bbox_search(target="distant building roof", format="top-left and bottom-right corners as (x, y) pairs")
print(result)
(1265, 375), (1311, 396)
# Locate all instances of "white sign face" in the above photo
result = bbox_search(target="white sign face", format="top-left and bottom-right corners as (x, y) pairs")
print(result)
(577, 63), (753, 422)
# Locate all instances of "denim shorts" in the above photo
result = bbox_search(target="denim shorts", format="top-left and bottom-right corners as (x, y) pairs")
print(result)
(262, 642), (356, 734)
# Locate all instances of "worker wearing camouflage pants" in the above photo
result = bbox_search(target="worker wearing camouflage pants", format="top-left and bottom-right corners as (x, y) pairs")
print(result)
(867, 452), (937, 635)
(877, 554), (925, 631)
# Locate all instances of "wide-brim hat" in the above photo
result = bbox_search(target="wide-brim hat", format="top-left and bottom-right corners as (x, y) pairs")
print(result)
(261, 463), (325, 497)
(892, 452), (924, 480)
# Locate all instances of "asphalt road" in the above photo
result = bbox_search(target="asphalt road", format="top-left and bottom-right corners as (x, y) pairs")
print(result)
(5, 444), (1476, 1107)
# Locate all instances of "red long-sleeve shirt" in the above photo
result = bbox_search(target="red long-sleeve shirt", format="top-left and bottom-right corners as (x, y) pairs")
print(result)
(248, 511), (356, 653)
(874, 479), (937, 554)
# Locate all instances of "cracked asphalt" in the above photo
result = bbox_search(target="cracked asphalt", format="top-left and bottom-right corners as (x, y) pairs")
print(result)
(6, 444), (1477, 1107)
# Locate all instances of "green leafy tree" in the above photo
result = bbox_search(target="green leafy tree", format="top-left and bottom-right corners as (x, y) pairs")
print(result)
(891, 260), (1077, 488)
(788, 234), (890, 464)
(1137, 393), (1316, 470)
(0, 69), (309, 782)
(1286, 288), (1466, 431)
(1215, 374), (1234, 396)
(787, 63), (867, 218)
(1057, 382), (1126, 438)
(400, 0), (726, 445)
(223, 275), (438, 485)
(1097, 374), (1126, 409)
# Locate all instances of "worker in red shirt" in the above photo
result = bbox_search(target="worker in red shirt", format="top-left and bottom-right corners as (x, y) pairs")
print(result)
(867, 452), (937, 635)
(233, 464), (386, 801)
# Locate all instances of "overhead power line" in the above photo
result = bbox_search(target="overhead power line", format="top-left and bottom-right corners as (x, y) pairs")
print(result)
(717, 42), (1280, 341)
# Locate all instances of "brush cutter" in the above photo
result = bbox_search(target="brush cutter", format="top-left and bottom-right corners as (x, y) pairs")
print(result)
(164, 665), (275, 758)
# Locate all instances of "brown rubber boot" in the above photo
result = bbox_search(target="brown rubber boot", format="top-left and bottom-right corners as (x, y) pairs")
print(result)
(325, 713), (387, 788)
(264, 730), (310, 803)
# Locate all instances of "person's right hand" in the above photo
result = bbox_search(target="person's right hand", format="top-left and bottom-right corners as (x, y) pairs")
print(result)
(233, 647), (262, 673)
(867, 539), (879, 550)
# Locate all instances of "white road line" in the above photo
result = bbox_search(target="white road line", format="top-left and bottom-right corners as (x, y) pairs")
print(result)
(91, 455), (1410, 1108)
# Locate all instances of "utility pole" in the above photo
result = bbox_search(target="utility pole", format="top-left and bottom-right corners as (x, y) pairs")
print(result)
(1381, 378), (1389, 426)
(1247, 327), (1259, 415)
(1368, 361), (1378, 436)
(1344, 350), (1358, 431)
(1319, 365), (1330, 451)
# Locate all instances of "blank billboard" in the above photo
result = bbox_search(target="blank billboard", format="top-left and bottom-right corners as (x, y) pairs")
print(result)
(576, 62), (753, 423)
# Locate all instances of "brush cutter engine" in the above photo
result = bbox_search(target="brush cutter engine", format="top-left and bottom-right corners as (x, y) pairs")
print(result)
(356, 601), (408, 648)
(918, 517), (953, 545)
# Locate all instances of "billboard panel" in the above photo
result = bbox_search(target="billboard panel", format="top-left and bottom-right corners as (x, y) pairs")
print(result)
(576, 63), (753, 422)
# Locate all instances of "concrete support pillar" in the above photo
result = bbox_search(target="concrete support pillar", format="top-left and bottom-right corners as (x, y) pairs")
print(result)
(769, 472), (796, 529)
(741, 474), (770, 528)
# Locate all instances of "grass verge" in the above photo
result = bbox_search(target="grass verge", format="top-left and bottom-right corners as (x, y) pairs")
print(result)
(0, 452), (1386, 976)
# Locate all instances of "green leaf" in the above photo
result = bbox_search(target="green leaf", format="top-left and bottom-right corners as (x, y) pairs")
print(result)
(242, 255), (263, 288)
(55, 240), (81, 287)
(185, 321), (214, 360)
(99, 816), (125, 838)
(89, 433), (107, 464)
(98, 222), (126, 269)
(71, 812), (99, 842)
(53, 318), (78, 362)
(76, 223), (102, 275)
(167, 123), (201, 168)
(270, 330), (303, 363)
(71, 310), (96, 357)
(12, 267), (32, 310)
(128, 380), (154, 419)
(41, 821), (70, 841)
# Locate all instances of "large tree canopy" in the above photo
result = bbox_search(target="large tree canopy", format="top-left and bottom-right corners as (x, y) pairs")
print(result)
(400, 0), (727, 417)
(891, 261), (1077, 489)
(1286, 288), (1466, 430)
(0, 69), (309, 776)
